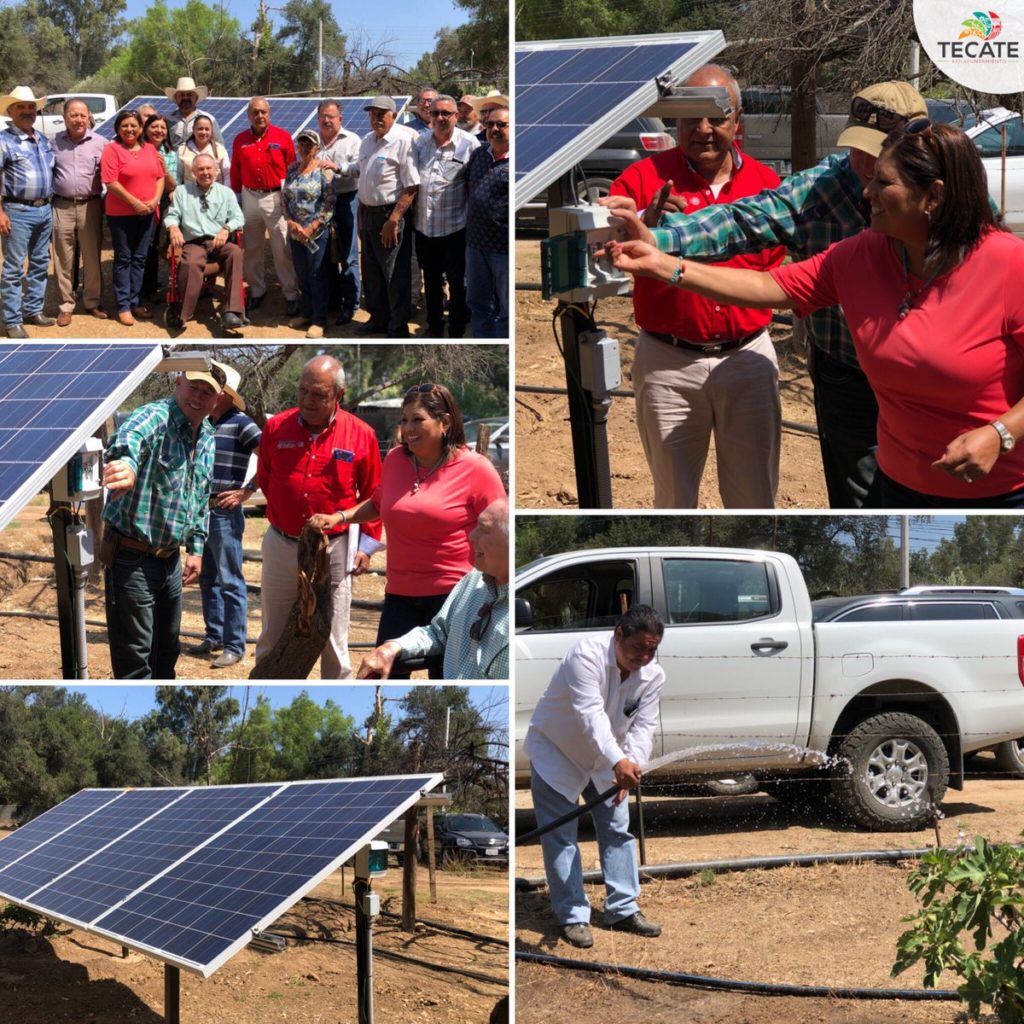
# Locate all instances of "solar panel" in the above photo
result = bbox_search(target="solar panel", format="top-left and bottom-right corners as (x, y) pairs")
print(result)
(97, 96), (412, 152)
(514, 32), (725, 209)
(0, 342), (163, 531)
(0, 774), (442, 977)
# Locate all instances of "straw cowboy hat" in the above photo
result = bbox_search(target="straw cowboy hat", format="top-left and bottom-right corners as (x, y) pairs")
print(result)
(165, 76), (209, 101)
(0, 86), (46, 116)
(474, 90), (509, 113)
(210, 359), (246, 411)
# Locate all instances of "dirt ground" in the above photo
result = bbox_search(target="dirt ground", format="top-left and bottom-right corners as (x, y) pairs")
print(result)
(0, 849), (508, 1024)
(514, 239), (829, 510)
(514, 766), (1022, 1023)
(0, 496), (399, 681)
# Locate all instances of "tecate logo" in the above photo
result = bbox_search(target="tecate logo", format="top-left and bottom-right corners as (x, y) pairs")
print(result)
(937, 10), (1019, 61)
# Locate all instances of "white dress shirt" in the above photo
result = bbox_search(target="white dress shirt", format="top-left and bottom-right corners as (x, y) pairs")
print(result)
(356, 125), (420, 206)
(319, 128), (361, 195)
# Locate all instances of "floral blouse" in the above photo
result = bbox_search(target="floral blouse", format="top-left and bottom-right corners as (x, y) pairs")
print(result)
(282, 163), (335, 240)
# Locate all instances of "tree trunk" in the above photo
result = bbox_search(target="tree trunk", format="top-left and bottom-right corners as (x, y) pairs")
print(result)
(790, 0), (819, 173)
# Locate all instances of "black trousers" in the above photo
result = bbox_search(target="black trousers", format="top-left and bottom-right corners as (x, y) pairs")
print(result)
(358, 202), (412, 334)
(375, 591), (449, 679)
(414, 227), (467, 337)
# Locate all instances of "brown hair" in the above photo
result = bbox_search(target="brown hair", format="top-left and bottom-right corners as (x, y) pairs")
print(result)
(881, 121), (1004, 273)
(401, 383), (466, 456)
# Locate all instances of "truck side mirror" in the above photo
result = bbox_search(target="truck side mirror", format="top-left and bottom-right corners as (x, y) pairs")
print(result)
(515, 598), (534, 629)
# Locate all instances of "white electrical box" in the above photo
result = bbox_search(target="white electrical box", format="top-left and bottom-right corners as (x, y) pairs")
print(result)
(354, 840), (389, 879)
(51, 437), (104, 502)
(541, 205), (632, 302)
(66, 524), (94, 568)
(579, 330), (621, 395)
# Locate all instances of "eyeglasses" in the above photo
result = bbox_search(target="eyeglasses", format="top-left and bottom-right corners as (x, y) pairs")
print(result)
(432, 110), (457, 118)
(906, 116), (934, 139)
(404, 383), (439, 398)
(487, 121), (509, 130)
(199, 193), (209, 212)
(470, 601), (494, 642)
(850, 97), (908, 133)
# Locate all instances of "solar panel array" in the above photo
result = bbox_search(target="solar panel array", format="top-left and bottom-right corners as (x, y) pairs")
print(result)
(514, 32), (724, 208)
(97, 96), (412, 151)
(0, 342), (163, 531)
(0, 775), (442, 977)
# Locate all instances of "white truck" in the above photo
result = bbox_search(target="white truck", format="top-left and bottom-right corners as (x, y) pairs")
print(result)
(514, 547), (1024, 832)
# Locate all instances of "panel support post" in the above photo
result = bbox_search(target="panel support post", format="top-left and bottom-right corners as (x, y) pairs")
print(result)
(401, 806), (417, 931)
(354, 877), (373, 1024)
(164, 964), (180, 1024)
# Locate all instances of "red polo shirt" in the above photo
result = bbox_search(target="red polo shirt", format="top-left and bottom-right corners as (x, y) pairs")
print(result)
(257, 407), (382, 540)
(230, 124), (296, 192)
(610, 148), (784, 339)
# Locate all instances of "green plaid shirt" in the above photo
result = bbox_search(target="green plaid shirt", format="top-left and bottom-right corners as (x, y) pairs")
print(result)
(396, 570), (509, 679)
(651, 153), (868, 368)
(102, 398), (215, 555)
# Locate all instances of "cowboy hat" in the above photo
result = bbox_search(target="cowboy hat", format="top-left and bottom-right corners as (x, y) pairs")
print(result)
(210, 359), (245, 411)
(0, 86), (46, 116)
(165, 76), (209, 101)
(474, 90), (509, 114)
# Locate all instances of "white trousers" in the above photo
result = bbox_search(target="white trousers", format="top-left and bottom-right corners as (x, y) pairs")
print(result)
(256, 526), (353, 678)
(633, 328), (780, 509)
(241, 187), (299, 301)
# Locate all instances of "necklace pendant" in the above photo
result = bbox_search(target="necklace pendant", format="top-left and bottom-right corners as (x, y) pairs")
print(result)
(897, 295), (912, 320)
(411, 480), (420, 494)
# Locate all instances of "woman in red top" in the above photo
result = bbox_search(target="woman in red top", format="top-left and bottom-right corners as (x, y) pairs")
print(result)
(607, 121), (1024, 508)
(101, 109), (165, 326)
(340, 383), (506, 677)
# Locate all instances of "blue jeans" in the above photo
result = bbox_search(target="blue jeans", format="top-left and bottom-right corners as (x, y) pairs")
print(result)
(105, 549), (182, 679)
(199, 506), (248, 656)
(333, 190), (360, 311)
(290, 234), (329, 326)
(107, 214), (156, 312)
(1, 202), (51, 326)
(531, 770), (640, 927)
(466, 245), (509, 338)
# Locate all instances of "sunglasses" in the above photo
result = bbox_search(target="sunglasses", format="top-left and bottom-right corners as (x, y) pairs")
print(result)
(469, 601), (494, 642)
(405, 383), (439, 398)
(432, 110), (457, 118)
(850, 97), (908, 133)
(487, 121), (509, 130)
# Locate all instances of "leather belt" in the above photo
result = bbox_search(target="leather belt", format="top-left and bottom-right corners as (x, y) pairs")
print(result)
(54, 194), (100, 204)
(246, 185), (281, 193)
(118, 535), (179, 558)
(648, 328), (763, 355)
(4, 196), (50, 206)
(271, 523), (301, 541)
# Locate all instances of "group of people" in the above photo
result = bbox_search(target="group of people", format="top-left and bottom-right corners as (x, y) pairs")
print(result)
(100, 354), (509, 681)
(0, 77), (510, 339)
(600, 65), (1024, 509)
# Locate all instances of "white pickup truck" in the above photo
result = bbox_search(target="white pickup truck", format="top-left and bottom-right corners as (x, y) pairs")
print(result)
(514, 547), (1024, 832)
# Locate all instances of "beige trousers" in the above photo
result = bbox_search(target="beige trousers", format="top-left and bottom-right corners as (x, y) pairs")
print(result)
(241, 187), (298, 301)
(51, 196), (104, 312)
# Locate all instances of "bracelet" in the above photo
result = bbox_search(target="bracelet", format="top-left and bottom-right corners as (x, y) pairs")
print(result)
(668, 256), (686, 286)
(337, 509), (348, 524)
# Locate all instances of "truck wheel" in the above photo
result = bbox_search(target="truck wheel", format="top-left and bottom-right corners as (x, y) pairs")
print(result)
(832, 712), (949, 832)
(703, 775), (760, 797)
(993, 738), (1024, 778)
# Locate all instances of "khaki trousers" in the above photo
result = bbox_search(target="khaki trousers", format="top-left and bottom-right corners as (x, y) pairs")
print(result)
(51, 195), (103, 312)
(633, 328), (781, 509)
(241, 187), (298, 301)
(255, 525), (353, 678)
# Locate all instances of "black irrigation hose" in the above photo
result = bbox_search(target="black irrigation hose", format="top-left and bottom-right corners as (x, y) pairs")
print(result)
(515, 950), (959, 1001)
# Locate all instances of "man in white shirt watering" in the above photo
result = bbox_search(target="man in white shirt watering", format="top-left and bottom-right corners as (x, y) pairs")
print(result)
(523, 605), (665, 949)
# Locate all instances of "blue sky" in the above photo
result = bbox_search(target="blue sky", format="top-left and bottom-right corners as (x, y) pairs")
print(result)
(121, 0), (471, 70)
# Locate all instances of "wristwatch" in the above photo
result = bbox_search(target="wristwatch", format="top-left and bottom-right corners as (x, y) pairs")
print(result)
(990, 420), (1016, 452)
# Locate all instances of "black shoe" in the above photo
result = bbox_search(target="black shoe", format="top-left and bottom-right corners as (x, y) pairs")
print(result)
(5, 324), (28, 339)
(354, 320), (387, 336)
(562, 923), (593, 948)
(606, 911), (661, 937)
(190, 639), (223, 656)
(336, 307), (355, 326)
(386, 327), (411, 338)
(247, 292), (265, 310)
(24, 313), (56, 327)
(222, 312), (245, 330)
(285, 299), (301, 317)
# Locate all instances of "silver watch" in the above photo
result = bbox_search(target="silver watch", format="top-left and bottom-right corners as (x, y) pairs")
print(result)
(991, 419), (1016, 452)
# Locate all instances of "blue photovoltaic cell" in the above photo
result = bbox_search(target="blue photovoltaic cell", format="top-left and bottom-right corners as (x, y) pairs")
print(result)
(0, 789), (124, 874)
(93, 776), (437, 972)
(24, 784), (281, 927)
(0, 343), (162, 531)
(0, 788), (187, 903)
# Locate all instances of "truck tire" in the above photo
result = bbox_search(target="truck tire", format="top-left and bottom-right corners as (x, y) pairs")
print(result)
(703, 775), (760, 797)
(831, 712), (949, 832)
(993, 738), (1024, 778)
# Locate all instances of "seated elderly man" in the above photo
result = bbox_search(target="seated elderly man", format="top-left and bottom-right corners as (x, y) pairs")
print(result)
(358, 498), (509, 680)
(164, 153), (245, 329)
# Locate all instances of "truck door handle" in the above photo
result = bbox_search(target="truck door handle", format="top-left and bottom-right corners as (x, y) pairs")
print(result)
(751, 639), (788, 653)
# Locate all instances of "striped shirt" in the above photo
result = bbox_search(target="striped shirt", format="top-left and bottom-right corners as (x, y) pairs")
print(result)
(0, 126), (54, 201)
(413, 127), (479, 237)
(102, 398), (215, 555)
(211, 407), (261, 492)
(395, 570), (509, 679)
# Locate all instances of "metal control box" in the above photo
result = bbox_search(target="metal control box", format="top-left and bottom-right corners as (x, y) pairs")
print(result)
(51, 437), (104, 502)
(541, 205), (632, 302)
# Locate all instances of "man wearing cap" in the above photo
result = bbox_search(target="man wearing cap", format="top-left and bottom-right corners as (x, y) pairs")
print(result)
(193, 360), (261, 670)
(355, 95), (420, 337)
(166, 76), (225, 150)
(255, 354), (383, 679)
(230, 96), (300, 317)
(0, 86), (56, 339)
(316, 98), (362, 325)
(600, 64), (785, 509)
(457, 95), (480, 134)
(101, 363), (226, 679)
(465, 105), (510, 338)
(50, 97), (108, 326)
(165, 153), (246, 329)
(603, 81), (930, 508)
(413, 94), (479, 338)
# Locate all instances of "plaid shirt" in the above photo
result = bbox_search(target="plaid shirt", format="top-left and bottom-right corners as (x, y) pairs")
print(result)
(211, 407), (261, 492)
(396, 570), (509, 679)
(412, 127), (479, 237)
(0, 126), (55, 201)
(102, 398), (215, 555)
(651, 153), (868, 368)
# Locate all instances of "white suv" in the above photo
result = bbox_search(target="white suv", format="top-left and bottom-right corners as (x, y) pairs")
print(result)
(967, 107), (1024, 236)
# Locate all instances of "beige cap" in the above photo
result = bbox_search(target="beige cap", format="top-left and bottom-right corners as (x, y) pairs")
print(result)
(184, 362), (226, 393)
(210, 359), (244, 411)
(837, 81), (928, 157)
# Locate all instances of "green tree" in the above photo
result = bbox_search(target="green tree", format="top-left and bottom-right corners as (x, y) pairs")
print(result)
(0, 3), (74, 94)
(274, 0), (346, 92)
(152, 686), (239, 784)
(38, 0), (126, 79)
(925, 518), (1024, 586)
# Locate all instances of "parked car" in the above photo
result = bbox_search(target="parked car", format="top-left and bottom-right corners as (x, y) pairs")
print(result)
(514, 547), (1024, 831)
(421, 812), (509, 866)
(1, 93), (119, 137)
(966, 106), (1024, 236)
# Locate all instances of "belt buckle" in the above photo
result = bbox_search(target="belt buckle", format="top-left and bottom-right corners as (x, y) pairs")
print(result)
(703, 342), (724, 354)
